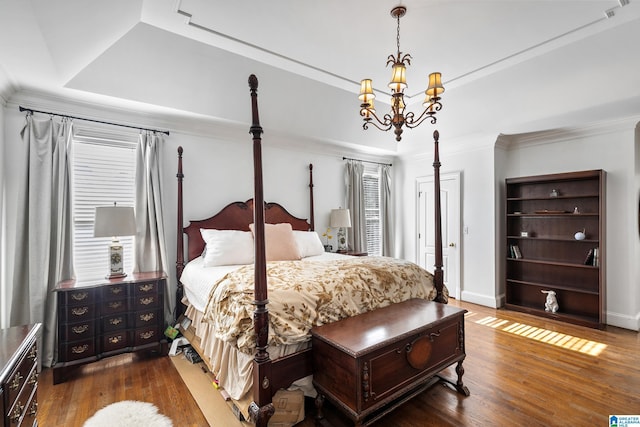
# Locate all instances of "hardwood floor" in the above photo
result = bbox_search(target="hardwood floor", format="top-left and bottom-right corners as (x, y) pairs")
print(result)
(38, 300), (639, 426)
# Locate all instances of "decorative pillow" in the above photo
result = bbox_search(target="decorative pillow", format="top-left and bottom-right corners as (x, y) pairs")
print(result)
(200, 229), (254, 267)
(249, 223), (302, 261)
(293, 230), (325, 258)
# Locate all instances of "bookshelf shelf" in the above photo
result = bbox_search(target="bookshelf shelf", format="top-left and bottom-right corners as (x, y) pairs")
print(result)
(505, 170), (605, 329)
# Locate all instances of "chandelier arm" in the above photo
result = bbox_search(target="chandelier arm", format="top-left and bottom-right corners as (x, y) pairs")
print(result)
(404, 110), (437, 129)
(361, 109), (393, 128)
(363, 120), (393, 132)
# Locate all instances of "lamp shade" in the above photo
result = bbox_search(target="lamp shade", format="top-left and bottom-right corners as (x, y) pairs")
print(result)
(426, 72), (444, 98)
(358, 79), (375, 102)
(330, 208), (352, 228)
(94, 205), (136, 237)
(388, 63), (407, 92)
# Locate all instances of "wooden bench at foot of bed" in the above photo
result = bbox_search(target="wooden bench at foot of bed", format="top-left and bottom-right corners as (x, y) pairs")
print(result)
(311, 298), (470, 427)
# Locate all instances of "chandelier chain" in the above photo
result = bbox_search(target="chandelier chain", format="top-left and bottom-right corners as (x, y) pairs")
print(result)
(396, 12), (401, 57)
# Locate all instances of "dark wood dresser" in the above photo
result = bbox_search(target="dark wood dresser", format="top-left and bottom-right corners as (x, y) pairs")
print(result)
(53, 272), (167, 384)
(0, 323), (41, 427)
(312, 299), (468, 426)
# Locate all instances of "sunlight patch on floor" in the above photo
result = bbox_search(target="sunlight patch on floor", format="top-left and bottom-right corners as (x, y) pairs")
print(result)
(475, 316), (607, 356)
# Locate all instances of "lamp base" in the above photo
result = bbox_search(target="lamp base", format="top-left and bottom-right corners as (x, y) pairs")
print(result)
(106, 272), (127, 280)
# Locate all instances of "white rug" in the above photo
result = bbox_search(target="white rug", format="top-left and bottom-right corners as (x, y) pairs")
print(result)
(83, 400), (173, 427)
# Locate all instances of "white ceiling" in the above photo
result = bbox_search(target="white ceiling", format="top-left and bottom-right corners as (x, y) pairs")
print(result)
(1, 0), (640, 156)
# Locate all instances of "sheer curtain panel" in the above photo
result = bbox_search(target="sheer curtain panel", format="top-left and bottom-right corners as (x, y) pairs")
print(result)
(380, 164), (394, 257)
(345, 160), (367, 253)
(11, 115), (75, 367)
(135, 132), (171, 318)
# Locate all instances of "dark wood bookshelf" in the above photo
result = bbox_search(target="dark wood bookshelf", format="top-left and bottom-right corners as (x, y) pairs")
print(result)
(505, 170), (605, 328)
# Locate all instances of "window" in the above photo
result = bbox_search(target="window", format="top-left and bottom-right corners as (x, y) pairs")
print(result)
(363, 166), (382, 256)
(71, 127), (138, 280)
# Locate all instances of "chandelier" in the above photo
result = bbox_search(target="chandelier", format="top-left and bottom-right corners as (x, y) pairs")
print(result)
(358, 6), (444, 142)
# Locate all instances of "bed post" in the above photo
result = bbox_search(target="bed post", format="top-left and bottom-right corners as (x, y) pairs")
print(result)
(175, 146), (186, 320)
(432, 130), (447, 303)
(247, 74), (275, 426)
(309, 163), (315, 231)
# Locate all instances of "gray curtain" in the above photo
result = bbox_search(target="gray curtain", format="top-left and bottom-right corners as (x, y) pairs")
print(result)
(134, 132), (171, 319)
(345, 160), (367, 252)
(380, 164), (394, 257)
(11, 115), (74, 368)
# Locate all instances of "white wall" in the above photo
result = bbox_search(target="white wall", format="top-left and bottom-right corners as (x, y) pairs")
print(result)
(0, 100), (7, 327)
(503, 120), (639, 330)
(397, 136), (499, 308)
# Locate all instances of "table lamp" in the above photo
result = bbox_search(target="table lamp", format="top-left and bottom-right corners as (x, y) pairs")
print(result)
(330, 208), (352, 252)
(94, 203), (136, 279)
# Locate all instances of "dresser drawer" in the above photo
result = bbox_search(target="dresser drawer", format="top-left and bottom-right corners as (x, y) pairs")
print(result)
(134, 309), (161, 328)
(133, 326), (160, 347)
(61, 289), (96, 306)
(60, 304), (96, 323)
(102, 331), (130, 353)
(61, 338), (96, 361)
(135, 281), (160, 296)
(5, 343), (37, 409)
(134, 294), (160, 310)
(60, 320), (96, 342)
(102, 298), (128, 315)
(7, 368), (37, 426)
(102, 283), (128, 300)
(102, 314), (128, 332)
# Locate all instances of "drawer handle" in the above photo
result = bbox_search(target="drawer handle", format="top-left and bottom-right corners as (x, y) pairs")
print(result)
(139, 283), (155, 292)
(109, 317), (124, 326)
(72, 344), (89, 354)
(139, 331), (154, 340)
(71, 307), (89, 316)
(72, 324), (89, 334)
(10, 372), (23, 390)
(28, 346), (37, 361)
(140, 297), (154, 305)
(139, 313), (154, 322)
(109, 335), (123, 344)
(28, 401), (38, 417)
(71, 292), (89, 301)
(28, 371), (38, 385)
(110, 287), (123, 294)
(429, 331), (442, 341)
(108, 301), (123, 309)
(10, 401), (24, 423)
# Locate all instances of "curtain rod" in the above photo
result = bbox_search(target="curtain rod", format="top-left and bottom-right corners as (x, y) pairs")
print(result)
(343, 156), (392, 167)
(19, 106), (170, 136)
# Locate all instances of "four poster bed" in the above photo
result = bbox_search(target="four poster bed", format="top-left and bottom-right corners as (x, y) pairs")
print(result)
(175, 75), (465, 426)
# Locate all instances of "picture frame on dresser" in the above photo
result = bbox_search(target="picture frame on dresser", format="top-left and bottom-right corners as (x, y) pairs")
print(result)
(53, 271), (167, 384)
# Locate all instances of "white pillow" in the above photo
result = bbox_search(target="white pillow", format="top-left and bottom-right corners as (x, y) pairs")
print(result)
(293, 230), (325, 257)
(200, 229), (254, 267)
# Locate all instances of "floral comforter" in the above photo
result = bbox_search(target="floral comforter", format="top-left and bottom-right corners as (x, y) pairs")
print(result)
(202, 256), (446, 354)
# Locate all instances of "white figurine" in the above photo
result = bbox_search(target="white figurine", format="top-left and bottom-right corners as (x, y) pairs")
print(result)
(541, 290), (559, 313)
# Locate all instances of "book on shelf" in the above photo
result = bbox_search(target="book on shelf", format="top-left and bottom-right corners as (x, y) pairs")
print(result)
(593, 247), (599, 267)
(508, 244), (522, 259)
(584, 248), (594, 265)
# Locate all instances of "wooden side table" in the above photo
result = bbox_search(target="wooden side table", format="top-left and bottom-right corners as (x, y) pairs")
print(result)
(336, 250), (368, 257)
(53, 271), (167, 384)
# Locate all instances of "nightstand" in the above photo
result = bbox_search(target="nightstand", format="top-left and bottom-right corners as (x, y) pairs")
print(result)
(53, 271), (167, 384)
(336, 250), (368, 257)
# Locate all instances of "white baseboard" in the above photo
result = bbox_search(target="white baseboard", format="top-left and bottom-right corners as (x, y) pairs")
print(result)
(605, 310), (640, 331)
(460, 290), (501, 308)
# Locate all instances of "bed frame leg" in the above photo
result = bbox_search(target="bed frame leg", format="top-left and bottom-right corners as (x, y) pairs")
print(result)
(248, 402), (275, 427)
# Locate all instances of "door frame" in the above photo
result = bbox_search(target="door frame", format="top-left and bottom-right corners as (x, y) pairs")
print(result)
(416, 171), (462, 300)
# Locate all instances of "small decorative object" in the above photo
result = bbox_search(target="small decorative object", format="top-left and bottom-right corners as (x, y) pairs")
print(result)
(541, 290), (559, 313)
(573, 206), (580, 214)
(550, 189), (559, 198)
(574, 229), (586, 240)
(520, 231), (529, 237)
(321, 227), (333, 252)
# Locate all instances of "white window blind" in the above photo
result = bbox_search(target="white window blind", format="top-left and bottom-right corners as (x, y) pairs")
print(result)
(72, 128), (137, 280)
(363, 167), (382, 257)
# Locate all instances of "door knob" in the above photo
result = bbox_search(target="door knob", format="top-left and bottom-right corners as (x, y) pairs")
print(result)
(449, 242), (456, 247)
